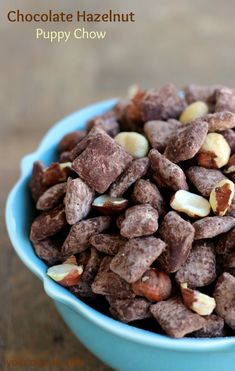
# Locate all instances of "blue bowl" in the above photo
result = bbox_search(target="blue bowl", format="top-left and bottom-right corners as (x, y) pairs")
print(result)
(5, 99), (235, 371)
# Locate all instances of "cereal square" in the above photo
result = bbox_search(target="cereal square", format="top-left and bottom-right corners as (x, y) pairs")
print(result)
(150, 297), (205, 338)
(72, 127), (132, 193)
(110, 237), (165, 283)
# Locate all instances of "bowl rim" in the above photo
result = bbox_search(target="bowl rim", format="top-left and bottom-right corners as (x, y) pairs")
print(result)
(5, 98), (235, 353)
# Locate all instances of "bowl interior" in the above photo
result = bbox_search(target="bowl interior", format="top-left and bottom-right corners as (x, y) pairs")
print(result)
(5, 98), (235, 352)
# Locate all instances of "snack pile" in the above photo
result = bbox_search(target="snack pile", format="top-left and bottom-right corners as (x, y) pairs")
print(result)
(29, 84), (235, 338)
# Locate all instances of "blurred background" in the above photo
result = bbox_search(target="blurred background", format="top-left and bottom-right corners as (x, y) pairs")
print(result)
(1, 0), (235, 369)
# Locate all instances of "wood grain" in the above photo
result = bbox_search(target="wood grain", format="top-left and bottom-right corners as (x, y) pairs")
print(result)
(1, 0), (235, 369)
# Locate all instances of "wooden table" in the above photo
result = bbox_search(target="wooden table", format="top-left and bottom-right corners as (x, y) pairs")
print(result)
(1, 0), (235, 369)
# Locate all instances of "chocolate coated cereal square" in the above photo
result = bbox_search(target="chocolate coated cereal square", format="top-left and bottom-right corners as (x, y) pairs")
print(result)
(64, 178), (94, 225)
(213, 273), (235, 330)
(149, 149), (188, 191)
(91, 257), (135, 299)
(109, 157), (149, 198)
(30, 204), (67, 242)
(150, 297), (205, 338)
(175, 241), (216, 287)
(193, 216), (235, 240)
(192, 315), (225, 338)
(62, 216), (111, 255)
(120, 204), (159, 239)
(132, 179), (165, 215)
(144, 119), (179, 152)
(89, 233), (126, 255)
(158, 211), (195, 273)
(110, 237), (165, 283)
(140, 84), (186, 121)
(107, 296), (151, 323)
(72, 127), (132, 193)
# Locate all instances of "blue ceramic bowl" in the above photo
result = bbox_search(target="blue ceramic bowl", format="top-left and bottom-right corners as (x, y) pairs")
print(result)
(5, 99), (235, 371)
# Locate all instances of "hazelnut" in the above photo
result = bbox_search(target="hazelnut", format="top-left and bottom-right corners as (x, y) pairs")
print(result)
(132, 268), (172, 302)
(47, 263), (83, 287)
(62, 255), (77, 265)
(170, 190), (210, 218)
(180, 101), (209, 124)
(196, 133), (231, 169)
(114, 132), (149, 158)
(209, 179), (234, 216)
(92, 195), (128, 215)
(127, 84), (140, 98)
(224, 154), (235, 174)
(59, 162), (72, 170)
(181, 283), (216, 316)
(42, 162), (72, 186)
